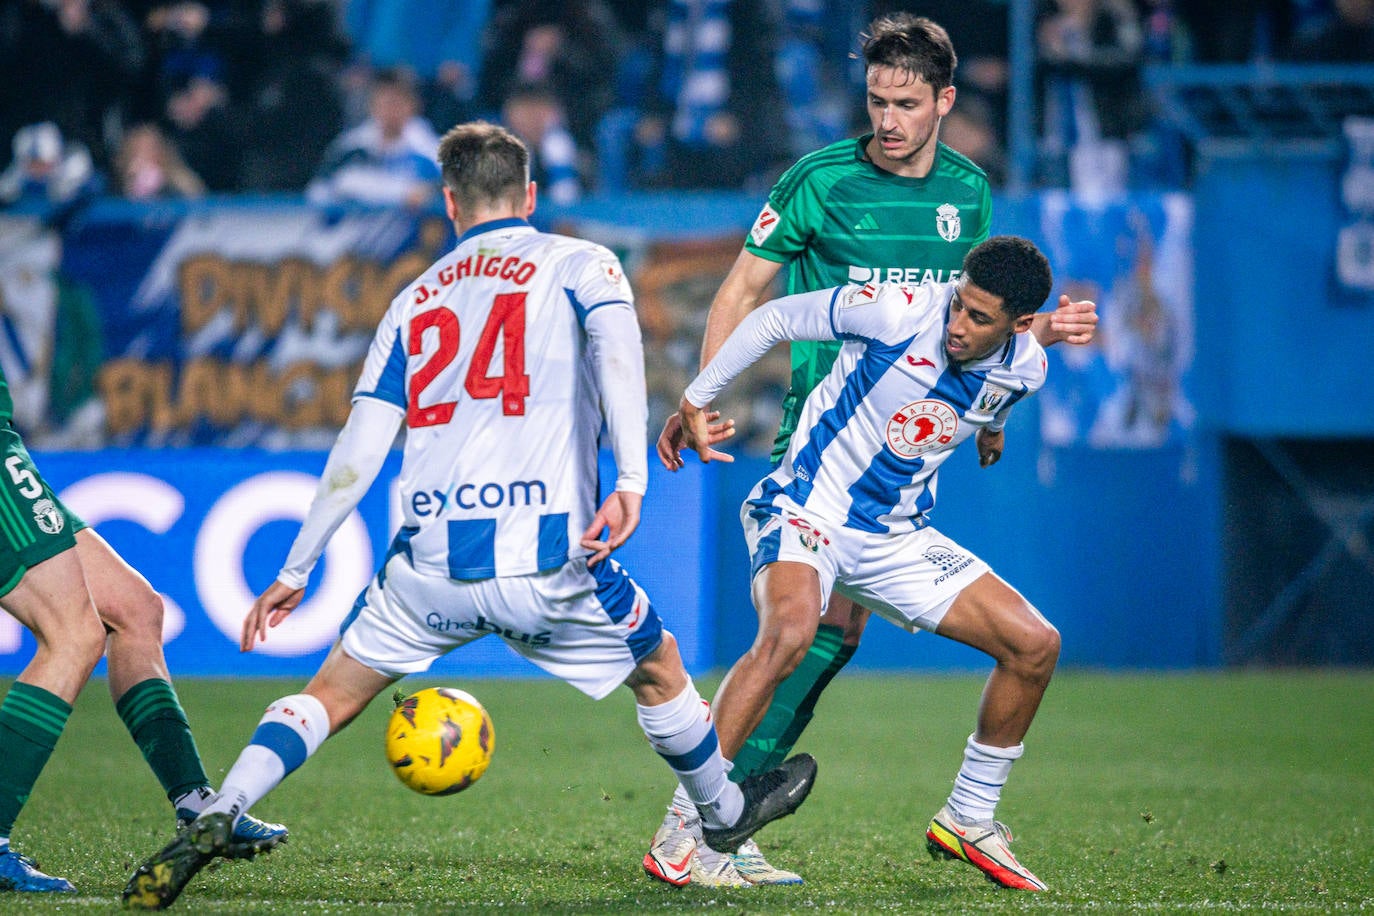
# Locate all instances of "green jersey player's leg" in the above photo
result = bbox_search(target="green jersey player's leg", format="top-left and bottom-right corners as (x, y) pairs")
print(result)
(0, 422), (93, 892)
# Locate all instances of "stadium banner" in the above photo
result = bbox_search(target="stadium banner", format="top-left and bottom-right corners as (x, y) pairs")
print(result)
(59, 201), (457, 448)
(46, 193), (1202, 452)
(1020, 192), (1196, 450)
(0, 450), (715, 678)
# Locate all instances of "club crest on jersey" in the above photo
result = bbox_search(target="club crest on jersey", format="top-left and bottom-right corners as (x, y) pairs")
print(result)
(936, 203), (961, 242)
(886, 399), (958, 459)
(976, 384), (1011, 414)
(750, 203), (780, 246)
(788, 517), (830, 552)
(32, 498), (64, 535)
(601, 257), (623, 286)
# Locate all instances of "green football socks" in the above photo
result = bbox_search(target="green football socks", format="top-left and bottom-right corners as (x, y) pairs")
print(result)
(115, 678), (209, 802)
(0, 682), (72, 837)
(730, 624), (856, 781)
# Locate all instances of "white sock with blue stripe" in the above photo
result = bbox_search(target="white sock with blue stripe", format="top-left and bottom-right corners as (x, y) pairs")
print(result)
(948, 734), (1023, 824)
(202, 694), (330, 824)
(637, 683), (743, 830)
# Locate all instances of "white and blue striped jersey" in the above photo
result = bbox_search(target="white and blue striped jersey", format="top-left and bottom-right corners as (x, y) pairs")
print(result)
(354, 217), (643, 579)
(686, 280), (1047, 534)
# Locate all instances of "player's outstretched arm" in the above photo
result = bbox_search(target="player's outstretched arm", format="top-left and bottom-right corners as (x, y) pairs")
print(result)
(678, 283), (839, 466)
(1030, 294), (1098, 346)
(580, 490), (643, 566)
(242, 580), (306, 651)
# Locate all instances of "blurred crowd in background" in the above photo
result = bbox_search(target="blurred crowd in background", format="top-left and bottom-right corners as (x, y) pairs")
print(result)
(3, 0), (1372, 215)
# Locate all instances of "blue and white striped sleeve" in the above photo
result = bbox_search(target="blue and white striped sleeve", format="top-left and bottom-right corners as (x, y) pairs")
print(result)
(353, 298), (409, 409)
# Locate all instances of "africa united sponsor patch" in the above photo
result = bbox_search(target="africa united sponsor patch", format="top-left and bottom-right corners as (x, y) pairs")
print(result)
(885, 399), (958, 458)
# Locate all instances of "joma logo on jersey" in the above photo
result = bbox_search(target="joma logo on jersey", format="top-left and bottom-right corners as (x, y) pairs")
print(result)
(885, 399), (958, 459)
(411, 479), (548, 516)
(848, 266), (962, 285)
(425, 613), (552, 645)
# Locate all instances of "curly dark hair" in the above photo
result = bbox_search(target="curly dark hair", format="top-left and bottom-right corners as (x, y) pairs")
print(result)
(963, 236), (1053, 318)
(860, 14), (957, 92)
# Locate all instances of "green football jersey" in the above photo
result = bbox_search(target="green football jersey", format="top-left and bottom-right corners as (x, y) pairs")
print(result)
(743, 134), (992, 460)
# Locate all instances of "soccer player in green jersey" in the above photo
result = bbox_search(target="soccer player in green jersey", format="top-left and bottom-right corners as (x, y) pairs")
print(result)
(645, 13), (1097, 887)
(0, 367), (285, 894)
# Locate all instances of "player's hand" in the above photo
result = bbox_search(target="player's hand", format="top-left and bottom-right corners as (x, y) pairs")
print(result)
(242, 580), (305, 652)
(1044, 294), (1098, 346)
(580, 490), (642, 566)
(657, 409), (734, 470)
(976, 427), (1005, 468)
(678, 398), (735, 464)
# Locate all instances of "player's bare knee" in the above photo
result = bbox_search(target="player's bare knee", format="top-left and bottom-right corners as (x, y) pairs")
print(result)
(626, 633), (688, 699)
(746, 620), (813, 680)
(1008, 616), (1060, 683)
(56, 608), (107, 669)
(98, 577), (164, 632)
(104, 604), (166, 657)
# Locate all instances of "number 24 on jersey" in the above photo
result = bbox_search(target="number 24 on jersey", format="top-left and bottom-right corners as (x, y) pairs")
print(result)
(407, 292), (530, 427)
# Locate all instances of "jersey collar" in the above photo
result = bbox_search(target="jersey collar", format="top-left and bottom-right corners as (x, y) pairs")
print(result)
(457, 217), (533, 246)
(854, 133), (945, 185)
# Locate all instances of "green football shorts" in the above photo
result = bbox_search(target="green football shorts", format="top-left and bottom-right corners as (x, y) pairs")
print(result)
(0, 422), (84, 597)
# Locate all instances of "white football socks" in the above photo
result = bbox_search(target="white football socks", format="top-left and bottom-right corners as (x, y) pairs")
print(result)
(203, 693), (331, 823)
(948, 734), (1024, 824)
(637, 683), (743, 829)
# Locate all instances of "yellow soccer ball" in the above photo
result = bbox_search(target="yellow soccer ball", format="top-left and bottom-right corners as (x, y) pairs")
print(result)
(384, 687), (495, 795)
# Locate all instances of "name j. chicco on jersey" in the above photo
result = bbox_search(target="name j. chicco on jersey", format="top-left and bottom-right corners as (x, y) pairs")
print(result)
(412, 250), (539, 304)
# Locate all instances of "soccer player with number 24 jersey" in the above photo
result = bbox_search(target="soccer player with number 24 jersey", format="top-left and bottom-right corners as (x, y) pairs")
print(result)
(122, 122), (816, 911)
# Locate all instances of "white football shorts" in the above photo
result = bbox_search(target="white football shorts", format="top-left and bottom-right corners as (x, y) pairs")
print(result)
(339, 549), (665, 699)
(741, 484), (990, 633)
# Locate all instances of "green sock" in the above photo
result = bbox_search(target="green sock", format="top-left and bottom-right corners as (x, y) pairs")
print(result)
(730, 624), (856, 781)
(115, 678), (209, 802)
(0, 682), (72, 836)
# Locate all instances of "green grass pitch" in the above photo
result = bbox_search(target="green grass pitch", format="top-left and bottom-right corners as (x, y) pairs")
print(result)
(1, 670), (1371, 913)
